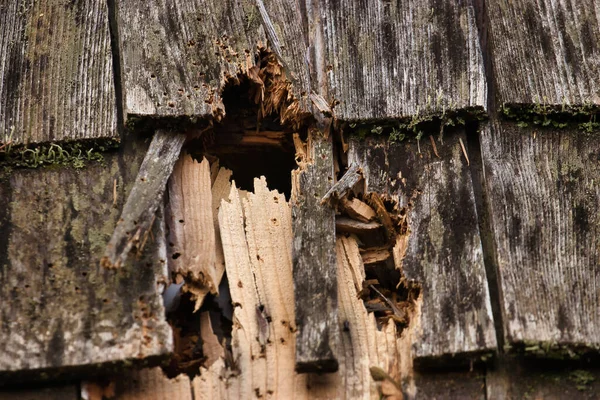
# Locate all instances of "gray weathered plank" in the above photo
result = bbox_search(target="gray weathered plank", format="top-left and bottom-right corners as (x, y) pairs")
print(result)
(480, 121), (600, 349)
(0, 139), (172, 380)
(0, 0), (116, 145)
(487, 0), (600, 106)
(486, 359), (600, 399)
(117, 0), (310, 119)
(320, 0), (486, 120)
(102, 130), (185, 269)
(349, 133), (497, 359)
(292, 131), (339, 373)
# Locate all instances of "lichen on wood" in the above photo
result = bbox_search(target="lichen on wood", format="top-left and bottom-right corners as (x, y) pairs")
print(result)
(0, 137), (172, 381)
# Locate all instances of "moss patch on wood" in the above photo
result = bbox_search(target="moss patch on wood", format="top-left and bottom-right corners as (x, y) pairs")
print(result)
(0, 138), (120, 171)
(344, 107), (487, 143)
(500, 103), (600, 132)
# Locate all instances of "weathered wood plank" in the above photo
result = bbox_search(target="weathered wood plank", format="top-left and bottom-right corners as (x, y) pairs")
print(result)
(117, 0), (310, 119)
(0, 139), (172, 380)
(486, 359), (600, 399)
(102, 130), (185, 269)
(320, 0), (486, 120)
(413, 370), (485, 400)
(480, 121), (600, 350)
(349, 133), (497, 360)
(291, 132), (339, 373)
(487, 0), (600, 106)
(0, 385), (79, 400)
(0, 0), (116, 144)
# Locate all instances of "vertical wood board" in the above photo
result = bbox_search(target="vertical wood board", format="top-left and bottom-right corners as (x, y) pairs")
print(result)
(349, 134), (497, 359)
(480, 121), (600, 347)
(117, 0), (310, 119)
(487, 0), (600, 105)
(320, 0), (487, 120)
(0, 140), (172, 378)
(0, 0), (117, 144)
(292, 134), (339, 372)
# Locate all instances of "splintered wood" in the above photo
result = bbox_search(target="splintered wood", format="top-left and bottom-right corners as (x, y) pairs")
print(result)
(166, 154), (231, 309)
(102, 130), (185, 269)
(349, 135), (497, 360)
(188, 177), (417, 399)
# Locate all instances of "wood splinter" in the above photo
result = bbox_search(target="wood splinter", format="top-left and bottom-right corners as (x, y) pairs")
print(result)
(101, 130), (186, 269)
(321, 163), (364, 206)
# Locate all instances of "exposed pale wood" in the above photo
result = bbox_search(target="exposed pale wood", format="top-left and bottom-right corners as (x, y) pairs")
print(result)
(349, 134), (497, 360)
(0, 385), (78, 400)
(321, 163), (363, 206)
(102, 130), (185, 269)
(0, 139), (172, 379)
(336, 218), (381, 234)
(291, 132), (339, 373)
(192, 206), (418, 399)
(339, 197), (376, 223)
(480, 121), (600, 349)
(320, 0), (486, 120)
(360, 247), (392, 265)
(117, 0), (310, 119)
(106, 368), (192, 400)
(0, 0), (116, 144)
(199, 311), (223, 369)
(487, 0), (600, 105)
(215, 178), (302, 399)
(166, 155), (217, 308)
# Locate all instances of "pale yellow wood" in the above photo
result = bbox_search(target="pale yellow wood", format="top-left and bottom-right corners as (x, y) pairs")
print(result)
(340, 198), (377, 223)
(190, 183), (418, 398)
(167, 155), (217, 308)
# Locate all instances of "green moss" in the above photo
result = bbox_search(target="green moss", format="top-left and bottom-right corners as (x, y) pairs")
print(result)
(0, 139), (119, 170)
(346, 107), (487, 143)
(500, 103), (600, 133)
(569, 370), (596, 391)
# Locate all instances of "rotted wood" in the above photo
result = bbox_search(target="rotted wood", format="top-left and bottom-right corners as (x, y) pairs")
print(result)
(117, 0), (310, 120)
(486, 0), (600, 105)
(102, 130), (185, 269)
(292, 132), (339, 373)
(0, 138), (173, 381)
(0, 0), (117, 145)
(321, 163), (363, 206)
(349, 133), (497, 360)
(320, 0), (486, 120)
(480, 121), (600, 350)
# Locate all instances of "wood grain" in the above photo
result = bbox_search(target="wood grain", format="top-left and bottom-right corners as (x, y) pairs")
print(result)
(349, 134), (497, 360)
(102, 130), (185, 269)
(166, 155), (220, 309)
(480, 121), (600, 349)
(0, 138), (172, 380)
(106, 368), (192, 400)
(117, 0), (310, 119)
(291, 132), (339, 373)
(320, 0), (486, 120)
(0, 0), (116, 144)
(487, 0), (600, 106)
(194, 193), (417, 398)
